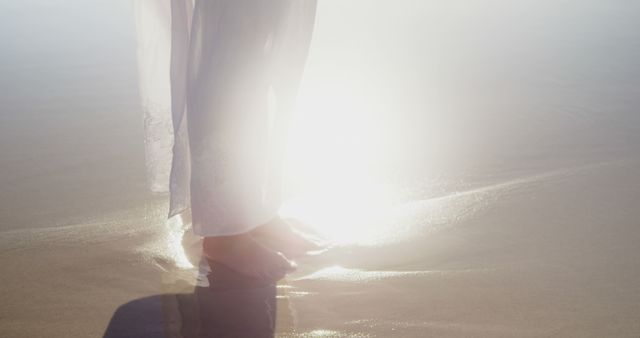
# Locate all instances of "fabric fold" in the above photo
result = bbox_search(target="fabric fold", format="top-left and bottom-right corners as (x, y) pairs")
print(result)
(135, 0), (317, 236)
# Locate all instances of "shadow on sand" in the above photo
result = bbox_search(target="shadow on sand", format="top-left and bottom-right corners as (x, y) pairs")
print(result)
(103, 263), (278, 338)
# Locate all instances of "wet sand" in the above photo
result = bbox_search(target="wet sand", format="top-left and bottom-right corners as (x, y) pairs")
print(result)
(1, 0), (640, 337)
(282, 160), (640, 337)
(2, 160), (639, 337)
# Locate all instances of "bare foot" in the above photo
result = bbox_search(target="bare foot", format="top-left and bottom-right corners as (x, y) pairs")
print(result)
(250, 217), (324, 258)
(203, 233), (296, 282)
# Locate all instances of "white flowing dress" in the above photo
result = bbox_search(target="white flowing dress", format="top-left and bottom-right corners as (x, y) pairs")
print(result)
(134, 0), (317, 237)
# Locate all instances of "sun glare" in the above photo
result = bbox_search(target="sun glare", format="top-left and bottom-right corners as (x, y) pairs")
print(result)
(279, 75), (403, 246)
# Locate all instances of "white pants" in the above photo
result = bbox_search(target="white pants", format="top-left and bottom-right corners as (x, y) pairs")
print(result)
(135, 0), (317, 236)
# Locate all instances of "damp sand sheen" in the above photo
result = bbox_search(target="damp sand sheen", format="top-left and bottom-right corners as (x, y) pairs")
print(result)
(1, 1), (640, 337)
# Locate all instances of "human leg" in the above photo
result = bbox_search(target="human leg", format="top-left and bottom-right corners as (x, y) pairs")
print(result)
(187, 0), (298, 279)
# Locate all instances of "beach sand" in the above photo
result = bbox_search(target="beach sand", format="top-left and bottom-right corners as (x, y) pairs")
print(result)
(1, 0), (639, 337)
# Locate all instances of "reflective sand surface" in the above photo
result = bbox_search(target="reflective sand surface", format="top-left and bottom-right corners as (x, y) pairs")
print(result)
(1, 1), (640, 337)
(278, 161), (640, 337)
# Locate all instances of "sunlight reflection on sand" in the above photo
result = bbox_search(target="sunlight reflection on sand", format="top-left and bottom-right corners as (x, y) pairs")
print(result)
(295, 265), (497, 282)
(280, 165), (592, 247)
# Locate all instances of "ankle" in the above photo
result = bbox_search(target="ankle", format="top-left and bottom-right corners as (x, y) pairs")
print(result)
(203, 234), (249, 253)
(251, 217), (288, 236)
